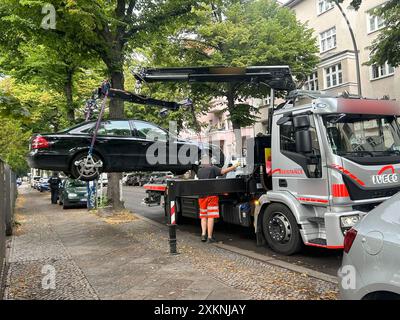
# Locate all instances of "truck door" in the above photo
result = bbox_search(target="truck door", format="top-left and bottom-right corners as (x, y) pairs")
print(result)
(273, 114), (329, 204)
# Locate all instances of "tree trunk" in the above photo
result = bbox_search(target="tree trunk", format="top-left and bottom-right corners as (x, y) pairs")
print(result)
(227, 86), (242, 157)
(64, 69), (74, 122)
(107, 68), (125, 211)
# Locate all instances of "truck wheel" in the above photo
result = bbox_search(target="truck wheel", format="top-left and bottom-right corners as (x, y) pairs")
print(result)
(262, 203), (303, 255)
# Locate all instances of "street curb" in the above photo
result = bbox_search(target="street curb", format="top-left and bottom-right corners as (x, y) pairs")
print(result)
(214, 243), (338, 285)
(134, 212), (339, 285)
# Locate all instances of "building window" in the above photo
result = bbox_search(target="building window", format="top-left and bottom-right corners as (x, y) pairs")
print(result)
(371, 62), (395, 80)
(320, 27), (336, 53)
(303, 71), (319, 91)
(325, 63), (343, 88)
(367, 9), (385, 33)
(317, 0), (334, 15)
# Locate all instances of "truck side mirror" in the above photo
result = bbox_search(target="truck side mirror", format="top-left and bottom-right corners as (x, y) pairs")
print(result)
(293, 115), (312, 153)
(293, 115), (310, 129)
(295, 130), (312, 153)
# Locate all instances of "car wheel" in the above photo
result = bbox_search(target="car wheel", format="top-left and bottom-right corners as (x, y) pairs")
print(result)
(70, 152), (103, 181)
(262, 203), (303, 255)
(63, 202), (69, 209)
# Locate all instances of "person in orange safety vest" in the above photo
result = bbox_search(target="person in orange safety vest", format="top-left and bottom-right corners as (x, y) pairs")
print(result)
(197, 153), (239, 243)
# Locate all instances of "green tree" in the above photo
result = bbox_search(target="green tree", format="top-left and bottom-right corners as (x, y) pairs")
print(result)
(336, 0), (400, 67)
(0, 118), (31, 175)
(150, 0), (319, 155)
(0, 2), (103, 123)
(1, 0), (202, 210)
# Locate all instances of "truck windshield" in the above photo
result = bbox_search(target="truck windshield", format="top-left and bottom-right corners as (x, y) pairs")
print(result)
(323, 114), (400, 156)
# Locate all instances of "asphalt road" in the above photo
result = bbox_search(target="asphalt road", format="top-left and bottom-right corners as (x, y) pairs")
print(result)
(122, 186), (343, 277)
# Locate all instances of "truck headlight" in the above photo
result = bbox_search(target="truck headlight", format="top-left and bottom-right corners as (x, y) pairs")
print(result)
(68, 193), (78, 199)
(340, 215), (360, 228)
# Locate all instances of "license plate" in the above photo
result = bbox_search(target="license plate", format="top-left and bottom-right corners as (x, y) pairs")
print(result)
(81, 199), (87, 202)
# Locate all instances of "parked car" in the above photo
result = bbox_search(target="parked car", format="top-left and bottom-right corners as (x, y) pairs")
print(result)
(58, 178), (88, 209)
(30, 176), (41, 188)
(138, 173), (152, 186)
(149, 171), (174, 184)
(123, 173), (138, 186)
(33, 178), (43, 190)
(38, 179), (50, 192)
(27, 119), (224, 181)
(339, 193), (400, 300)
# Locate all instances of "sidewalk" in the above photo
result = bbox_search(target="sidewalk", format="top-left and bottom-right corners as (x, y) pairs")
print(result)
(4, 185), (338, 300)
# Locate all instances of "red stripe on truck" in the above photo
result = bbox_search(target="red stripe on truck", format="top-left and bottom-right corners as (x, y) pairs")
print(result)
(332, 184), (350, 197)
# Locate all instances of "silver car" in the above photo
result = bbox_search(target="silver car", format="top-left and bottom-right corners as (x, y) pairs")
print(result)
(339, 194), (400, 300)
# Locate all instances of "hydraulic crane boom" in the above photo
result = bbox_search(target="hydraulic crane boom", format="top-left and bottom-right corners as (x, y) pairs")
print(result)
(135, 66), (296, 91)
(98, 87), (182, 110)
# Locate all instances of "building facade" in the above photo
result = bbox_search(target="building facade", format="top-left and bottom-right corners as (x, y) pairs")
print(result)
(285, 0), (399, 100)
(179, 97), (268, 160)
(181, 0), (399, 161)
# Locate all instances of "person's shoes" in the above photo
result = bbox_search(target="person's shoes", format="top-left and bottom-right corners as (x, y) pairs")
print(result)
(201, 235), (207, 242)
(207, 237), (217, 243)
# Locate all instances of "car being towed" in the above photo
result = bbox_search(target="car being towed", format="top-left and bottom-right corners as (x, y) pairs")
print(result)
(27, 119), (224, 181)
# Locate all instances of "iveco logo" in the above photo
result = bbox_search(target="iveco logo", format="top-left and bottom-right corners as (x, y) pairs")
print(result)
(372, 165), (399, 185)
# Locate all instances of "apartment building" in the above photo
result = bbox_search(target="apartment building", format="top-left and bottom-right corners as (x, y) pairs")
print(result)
(285, 0), (399, 100)
(179, 97), (261, 159)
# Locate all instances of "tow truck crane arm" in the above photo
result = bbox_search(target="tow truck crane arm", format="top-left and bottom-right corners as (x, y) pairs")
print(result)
(135, 66), (297, 91)
(98, 87), (182, 111)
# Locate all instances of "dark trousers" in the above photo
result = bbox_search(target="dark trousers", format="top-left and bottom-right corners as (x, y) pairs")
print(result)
(50, 188), (59, 204)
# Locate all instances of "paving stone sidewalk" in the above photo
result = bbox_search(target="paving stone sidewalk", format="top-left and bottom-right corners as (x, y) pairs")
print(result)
(4, 185), (338, 300)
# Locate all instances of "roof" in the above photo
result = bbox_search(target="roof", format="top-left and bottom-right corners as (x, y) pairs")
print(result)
(284, 0), (303, 8)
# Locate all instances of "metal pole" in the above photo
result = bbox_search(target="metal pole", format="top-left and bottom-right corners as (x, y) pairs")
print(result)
(167, 181), (178, 255)
(334, 1), (362, 97)
(168, 200), (178, 254)
(267, 89), (275, 134)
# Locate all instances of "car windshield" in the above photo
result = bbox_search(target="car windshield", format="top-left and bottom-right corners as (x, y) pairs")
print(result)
(67, 180), (86, 187)
(323, 114), (400, 156)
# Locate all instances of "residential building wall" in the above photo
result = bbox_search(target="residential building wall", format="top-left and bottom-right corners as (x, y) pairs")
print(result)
(179, 98), (257, 160)
(286, 0), (399, 101)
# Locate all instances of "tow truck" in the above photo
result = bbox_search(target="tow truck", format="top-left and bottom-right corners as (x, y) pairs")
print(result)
(138, 66), (400, 255)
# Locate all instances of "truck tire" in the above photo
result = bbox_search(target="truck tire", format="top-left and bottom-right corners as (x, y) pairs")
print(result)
(262, 203), (303, 255)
